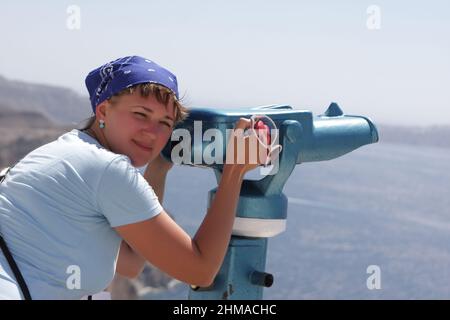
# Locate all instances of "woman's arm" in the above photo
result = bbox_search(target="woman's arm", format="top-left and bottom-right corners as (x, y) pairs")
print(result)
(115, 164), (244, 286)
(116, 241), (146, 278)
(143, 154), (173, 202)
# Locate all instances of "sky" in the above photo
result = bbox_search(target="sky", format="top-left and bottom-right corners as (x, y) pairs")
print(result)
(0, 0), (449, 126)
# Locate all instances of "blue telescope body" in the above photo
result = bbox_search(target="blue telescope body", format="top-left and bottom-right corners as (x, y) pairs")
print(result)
(161, 102), (378, 300)
(162, 103), (378, 166)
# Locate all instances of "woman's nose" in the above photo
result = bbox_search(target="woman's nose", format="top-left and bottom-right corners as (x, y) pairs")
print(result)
(142, 122), (159, 138)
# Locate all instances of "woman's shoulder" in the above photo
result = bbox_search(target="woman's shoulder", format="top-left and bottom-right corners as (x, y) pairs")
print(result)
(12, 129), (128, 178)
(59, 129), (124, 162)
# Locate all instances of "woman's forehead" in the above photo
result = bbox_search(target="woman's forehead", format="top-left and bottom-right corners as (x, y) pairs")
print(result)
(119, 93), (175, 115)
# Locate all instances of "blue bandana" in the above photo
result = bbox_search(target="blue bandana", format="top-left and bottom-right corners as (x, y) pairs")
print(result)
(85, 56), (179, 113)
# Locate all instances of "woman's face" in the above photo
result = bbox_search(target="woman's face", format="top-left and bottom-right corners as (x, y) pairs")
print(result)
(100, 90), (175, 167)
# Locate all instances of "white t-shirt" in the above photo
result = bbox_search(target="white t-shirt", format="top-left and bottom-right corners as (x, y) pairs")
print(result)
(0, 129), (163, 299)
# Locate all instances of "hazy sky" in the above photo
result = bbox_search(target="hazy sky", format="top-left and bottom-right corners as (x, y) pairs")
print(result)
(0, 0), (449, 126)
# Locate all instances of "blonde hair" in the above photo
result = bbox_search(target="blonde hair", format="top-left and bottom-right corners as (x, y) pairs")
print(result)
(80, 83), (189, 130)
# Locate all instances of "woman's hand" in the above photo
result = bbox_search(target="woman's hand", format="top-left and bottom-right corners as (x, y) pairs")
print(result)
(224, 118), (273, 176)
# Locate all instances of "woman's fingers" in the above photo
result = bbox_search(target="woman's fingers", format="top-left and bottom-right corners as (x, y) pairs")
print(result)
(234, 118), (252, 131)
(226, 118), (273, 171)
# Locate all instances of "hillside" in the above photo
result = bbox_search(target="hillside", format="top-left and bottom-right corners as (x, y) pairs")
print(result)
(0, 75), (91, 125)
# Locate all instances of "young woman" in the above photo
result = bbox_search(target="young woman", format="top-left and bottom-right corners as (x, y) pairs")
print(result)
(0, 56), (269, 299)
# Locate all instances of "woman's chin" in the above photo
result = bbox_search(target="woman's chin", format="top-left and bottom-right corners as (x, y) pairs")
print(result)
(132, 153), (160, 168)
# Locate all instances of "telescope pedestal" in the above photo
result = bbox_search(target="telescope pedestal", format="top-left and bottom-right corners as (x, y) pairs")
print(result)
(188, 237), (270, 300)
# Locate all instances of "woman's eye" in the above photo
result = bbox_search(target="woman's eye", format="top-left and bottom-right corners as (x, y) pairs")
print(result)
(161, 121), (172, 127)
(134, 112), (147, 118)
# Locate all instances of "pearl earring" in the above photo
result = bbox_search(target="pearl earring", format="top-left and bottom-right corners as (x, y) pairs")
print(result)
(99, 120), (105, 129)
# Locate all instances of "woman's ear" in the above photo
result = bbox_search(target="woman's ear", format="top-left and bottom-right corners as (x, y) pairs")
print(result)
(95, 101), (110, 120)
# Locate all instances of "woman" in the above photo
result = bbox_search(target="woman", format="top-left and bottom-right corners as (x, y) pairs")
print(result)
(0, 56), (269, 299)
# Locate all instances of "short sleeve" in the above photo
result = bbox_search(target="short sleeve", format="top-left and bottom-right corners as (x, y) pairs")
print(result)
(96, 156), (163, 227)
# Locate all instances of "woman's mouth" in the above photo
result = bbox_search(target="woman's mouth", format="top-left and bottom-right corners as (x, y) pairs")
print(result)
(133, 140), (153, 152)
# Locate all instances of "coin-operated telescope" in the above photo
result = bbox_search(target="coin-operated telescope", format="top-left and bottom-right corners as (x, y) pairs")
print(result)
(162, 102), (379, 299)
